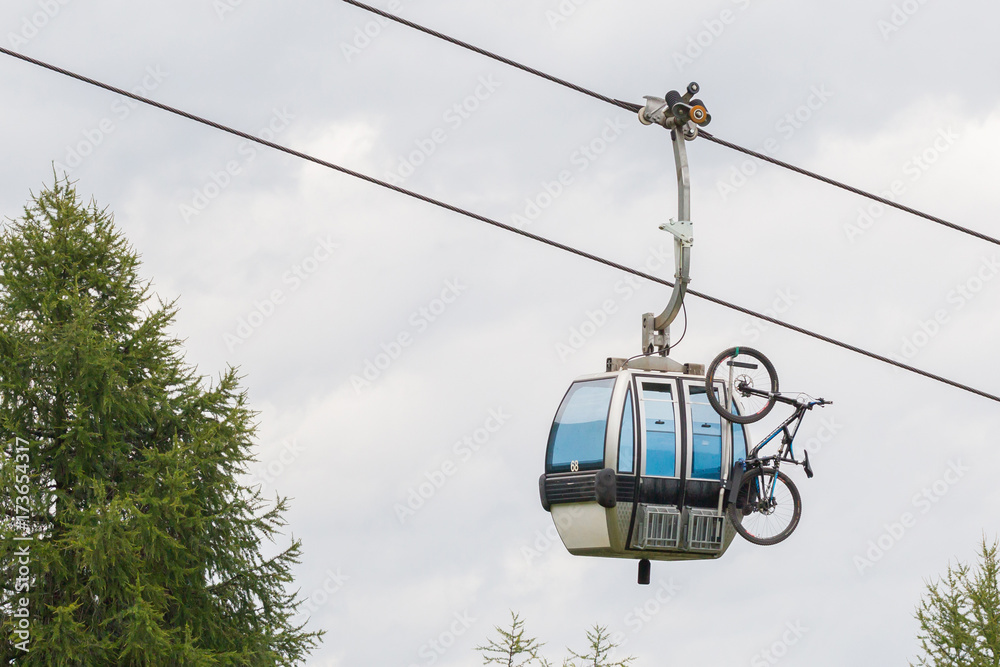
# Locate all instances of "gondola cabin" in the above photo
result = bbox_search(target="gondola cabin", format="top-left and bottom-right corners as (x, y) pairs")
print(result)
(539, 359), (750, 564)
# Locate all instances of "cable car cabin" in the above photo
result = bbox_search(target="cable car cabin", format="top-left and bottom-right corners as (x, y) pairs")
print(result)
(539, 362), (750, 562)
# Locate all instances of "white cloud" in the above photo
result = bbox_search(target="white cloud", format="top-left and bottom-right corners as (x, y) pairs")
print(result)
(1, 1), (998, 664)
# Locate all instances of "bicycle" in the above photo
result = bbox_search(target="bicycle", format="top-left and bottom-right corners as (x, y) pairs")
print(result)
(704, 347), (833, 545)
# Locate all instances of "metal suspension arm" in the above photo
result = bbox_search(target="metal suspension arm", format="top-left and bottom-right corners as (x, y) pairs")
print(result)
(654, 130), (693, 332)
(637, 82), (710, 355)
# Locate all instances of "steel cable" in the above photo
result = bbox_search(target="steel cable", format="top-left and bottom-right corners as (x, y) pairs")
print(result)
(341, 0), (999, 248)
(0, 45), (996, 403)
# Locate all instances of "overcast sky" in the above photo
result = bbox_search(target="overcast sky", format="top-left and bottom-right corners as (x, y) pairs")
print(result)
(2, 0), (999, 664)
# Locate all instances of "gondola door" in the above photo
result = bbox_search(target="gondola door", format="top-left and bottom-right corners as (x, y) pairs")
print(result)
(681, 380), (727, 509)
(635, 376), (683, 508)
(628, 376), (731, 554)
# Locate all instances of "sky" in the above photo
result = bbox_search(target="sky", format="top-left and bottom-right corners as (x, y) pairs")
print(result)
(1, 0), (999, 664)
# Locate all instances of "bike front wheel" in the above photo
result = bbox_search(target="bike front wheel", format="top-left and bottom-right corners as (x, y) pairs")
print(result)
(728, 467), (801, 546)
(705, 346), (779, 423)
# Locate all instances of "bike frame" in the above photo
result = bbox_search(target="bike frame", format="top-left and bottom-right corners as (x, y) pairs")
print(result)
(737, 390), (823, 504)
(745, 393), (812, 465)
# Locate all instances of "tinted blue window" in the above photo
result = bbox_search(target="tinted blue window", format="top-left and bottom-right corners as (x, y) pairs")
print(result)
(618, 388), (634, 473)
(689, 385), (722, 480)
(546, 378), (615, 472)
(642, 383), (676, 477)
(732, 398), (748, 466)
(732, 422), (748, 465)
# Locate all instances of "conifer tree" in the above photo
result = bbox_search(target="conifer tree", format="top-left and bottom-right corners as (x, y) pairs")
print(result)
(912, 537), (1000, 666)
(0, 179), (322, 664)
(564, 624), (634, 667)
(476, 611), (550, 667)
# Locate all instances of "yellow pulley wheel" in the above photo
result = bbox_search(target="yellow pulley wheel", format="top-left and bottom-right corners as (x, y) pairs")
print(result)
(690, 105), (708, 124)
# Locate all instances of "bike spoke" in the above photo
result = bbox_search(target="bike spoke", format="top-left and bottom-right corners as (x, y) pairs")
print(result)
(729, 468), (801, 545)
(705, 347), (779, 424)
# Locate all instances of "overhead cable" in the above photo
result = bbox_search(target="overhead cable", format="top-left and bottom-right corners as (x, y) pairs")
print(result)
(341, 0), (640, 114)
(697, 130), (999, 246)
(341, 0), (1000, 248)
(0, 46), (996, 404)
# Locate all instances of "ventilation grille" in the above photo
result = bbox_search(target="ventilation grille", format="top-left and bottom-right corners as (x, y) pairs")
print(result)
(687, 509), (725, 552)
(638, 505), (681, 550)
(544, 474), (596, 505)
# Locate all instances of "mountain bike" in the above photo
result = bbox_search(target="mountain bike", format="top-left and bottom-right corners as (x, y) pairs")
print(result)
(705, 347), (832, 545)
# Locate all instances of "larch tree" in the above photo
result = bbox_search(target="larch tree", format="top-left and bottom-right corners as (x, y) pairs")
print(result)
(912, 537), (1000, 666)
(0, 179), (322, 665)
(476, 611), (551, 667)
(564, 624), (634, 667)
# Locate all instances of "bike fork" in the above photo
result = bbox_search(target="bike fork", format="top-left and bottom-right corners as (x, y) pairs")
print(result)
(762, 468), (779, 506)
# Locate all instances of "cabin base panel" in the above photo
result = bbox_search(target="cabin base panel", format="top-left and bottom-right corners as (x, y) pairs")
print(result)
(551, 503), (611, 550)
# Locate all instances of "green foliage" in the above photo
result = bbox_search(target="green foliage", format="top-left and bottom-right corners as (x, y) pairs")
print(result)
(564, 624), (634, 667)
(476, 611), (550, 667)
(912, 537), (1000, 666)
(477, 616), (635, 667)
(0, 178), (321, 664)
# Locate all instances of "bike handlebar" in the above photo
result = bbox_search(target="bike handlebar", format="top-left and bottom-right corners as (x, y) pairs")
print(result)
(737, 384), (832, 408)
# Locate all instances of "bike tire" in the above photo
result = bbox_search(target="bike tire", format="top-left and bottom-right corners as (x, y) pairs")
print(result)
(727, 467), (801, 546)
(705, 346), (778, 424)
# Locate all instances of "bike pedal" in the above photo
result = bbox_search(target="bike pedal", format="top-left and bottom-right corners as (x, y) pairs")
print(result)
(803, 451), (814, 479)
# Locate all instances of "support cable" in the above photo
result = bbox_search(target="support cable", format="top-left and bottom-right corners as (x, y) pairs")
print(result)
(697, 130), (1000, 246)
(341, 0), (640, 113)
(0, 46), (996, 403)
(340, 0), (1000, 248)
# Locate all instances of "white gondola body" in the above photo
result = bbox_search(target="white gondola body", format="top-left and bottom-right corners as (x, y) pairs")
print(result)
(541, 368), (750, 562)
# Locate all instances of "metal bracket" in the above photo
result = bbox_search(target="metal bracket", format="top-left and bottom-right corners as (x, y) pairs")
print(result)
(659, 219), (693, 246)
(641, 312), (668, 354)
(637, 82), (709, 356)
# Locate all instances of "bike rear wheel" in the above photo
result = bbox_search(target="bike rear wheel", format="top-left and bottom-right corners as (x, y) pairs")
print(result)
(705, 346), (778, 423)
(728, 467), (801, 546)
